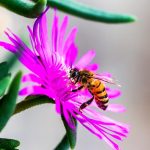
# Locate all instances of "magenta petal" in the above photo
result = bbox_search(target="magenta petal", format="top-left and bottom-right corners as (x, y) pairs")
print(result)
(55, 98), (61, 113)
(22, 73), (43, 84)
(63, 105), (76, 129)
(32, 12), (51, 67)
(0, 41), (16, 53)
(107, 88), (121, 99)
(51, 9), (58, 52)
(100, 72), (112, 77)
(65, 43), (78, 66)
(18, 53), (46, 78)
(107, 104), (126, 113)
(6, 29), (36, 58)
(33, 13), (50, 65)
(100, 115), (130, 134)
(75, 50), (96, 68)
(39, 8), (49, 50)
(63, 27), (77, 55)
(39, 9), (52, 65)
(78, 120), (103, 139)
(28, 26), (36, 53)
(101, 135), (120, 150)
(57, 16), (68, 54)
(3, 31), (47, 78)
(19, 86), (50, 97)
(86, 63), (99, 71)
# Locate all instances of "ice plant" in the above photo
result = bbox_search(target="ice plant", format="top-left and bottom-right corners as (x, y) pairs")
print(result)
(0, 8), (129, 150)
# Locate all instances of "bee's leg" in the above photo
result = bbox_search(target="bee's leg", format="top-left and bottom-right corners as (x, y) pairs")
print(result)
(79, 96), (94, 112)
(72, 85), (84, 92)
(74, 76), (80, 84)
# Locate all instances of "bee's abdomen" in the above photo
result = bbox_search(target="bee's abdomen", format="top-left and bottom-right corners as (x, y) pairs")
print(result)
(90, 80), (109, 110)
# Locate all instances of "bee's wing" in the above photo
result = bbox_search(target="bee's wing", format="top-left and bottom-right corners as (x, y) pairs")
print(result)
(91, 74), (121, 87)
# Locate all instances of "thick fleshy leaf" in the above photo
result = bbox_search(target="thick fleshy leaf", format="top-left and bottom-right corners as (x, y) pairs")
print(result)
(0, 57), (18, 97)
(61, 114), (77, 149)
(0, 71), (22, 131)
(0, 75), (11, 97)
(0, 0), (136, 23)
(14, 95), (54, 115)
(0, 138), (20, 149)
(6, 54), (18, 71)
(48, 0), (136, 23)
(0, 62), (9, 79)
(0, 55), (17, 80)
(54, 134), (69, 150)
(0, 0), (47, 18)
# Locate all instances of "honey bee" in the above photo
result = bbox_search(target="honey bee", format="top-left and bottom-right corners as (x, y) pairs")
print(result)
(69, 68), (118, 111)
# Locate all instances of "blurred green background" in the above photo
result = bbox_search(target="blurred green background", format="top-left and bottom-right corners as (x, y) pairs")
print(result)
(0, 0), (149, 149)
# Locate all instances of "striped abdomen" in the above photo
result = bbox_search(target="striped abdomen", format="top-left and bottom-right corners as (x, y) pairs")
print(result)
(89, 79), (109, 110)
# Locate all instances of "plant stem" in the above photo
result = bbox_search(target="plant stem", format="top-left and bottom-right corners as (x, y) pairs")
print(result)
(54, 134), (69, 150)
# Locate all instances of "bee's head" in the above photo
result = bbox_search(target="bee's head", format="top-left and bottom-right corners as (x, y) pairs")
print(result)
(69, 68), (80, 83)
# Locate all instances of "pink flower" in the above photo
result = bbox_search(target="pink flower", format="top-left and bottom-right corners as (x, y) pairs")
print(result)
(0, 8), (129, 150)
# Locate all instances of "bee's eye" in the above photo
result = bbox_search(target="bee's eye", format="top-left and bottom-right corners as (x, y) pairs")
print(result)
(71, 70), (79, 78)
(72, 72), (77, 77)
(70, 68), (79, 79)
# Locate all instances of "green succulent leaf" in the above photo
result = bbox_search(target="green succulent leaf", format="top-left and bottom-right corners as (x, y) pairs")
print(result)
(0, 75), (11, 97)
(0, 56), (18, 97)
(0, 0), (136, 23)
(0, 0), (47, 18)
(14, 95), (54, 115)
(0, 138), (20, 149)
(0, 55), (17, 79)
(61, 114), (77, 149)
(54, 134), (69, 150)
(6, 55), (18, 71)
(0, 62), (9, 80)
(48, 0), (136, 23)
(0, 71), (22, 132)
